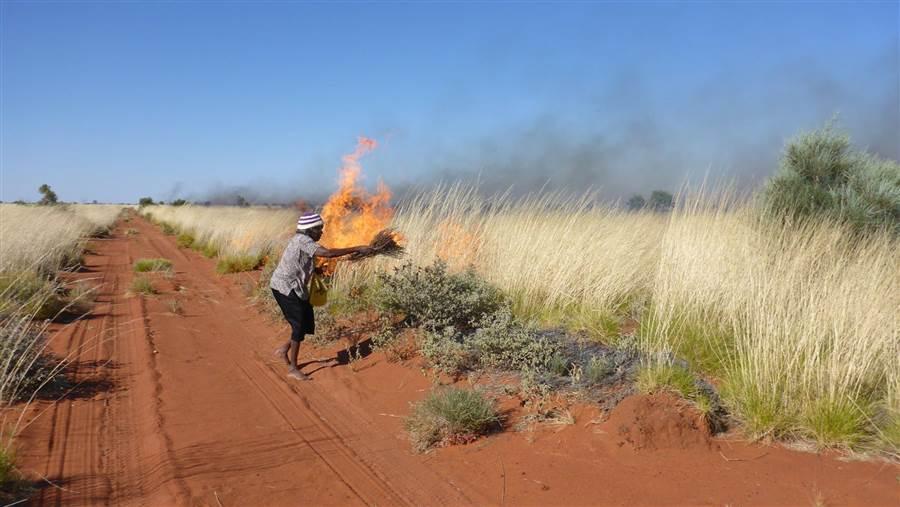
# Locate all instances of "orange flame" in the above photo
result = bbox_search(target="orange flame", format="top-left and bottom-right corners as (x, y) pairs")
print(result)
(318, 136), (401, 274)
(436, 219), (478, 271)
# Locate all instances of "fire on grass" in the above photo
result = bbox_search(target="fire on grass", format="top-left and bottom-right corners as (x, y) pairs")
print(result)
(318, 137), (405, 274)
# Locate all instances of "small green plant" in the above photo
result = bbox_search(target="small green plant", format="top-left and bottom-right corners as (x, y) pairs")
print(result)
(131, 276), (156, 295)
(133, 258), (172, 272)
(405, 387), (500, 453)
(215, 254), (262, 274)
(0, 445), (31, 503)
(583, 356), (613, 385)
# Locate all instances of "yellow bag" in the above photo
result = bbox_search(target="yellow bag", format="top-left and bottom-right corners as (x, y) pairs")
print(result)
(309, 274), (328, 307)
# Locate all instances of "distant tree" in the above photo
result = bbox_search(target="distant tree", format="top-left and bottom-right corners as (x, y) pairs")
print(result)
(626, 194), (646, 211)
(91, 200), (99, 204)
(171, 199), (188, 206)
(235, 195), (250, 207)
(138, 197), (155, 207)
(648, 191), (674, 212)
(13, 200), (27, 205)
(38, 184), (58, 205)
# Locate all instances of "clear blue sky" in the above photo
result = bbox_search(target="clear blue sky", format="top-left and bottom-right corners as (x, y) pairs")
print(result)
(2, 1), (897, 203)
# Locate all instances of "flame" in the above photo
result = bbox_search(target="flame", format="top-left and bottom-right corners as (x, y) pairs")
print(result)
(318, 136), (401, 274)
(436, 219), (478, 271)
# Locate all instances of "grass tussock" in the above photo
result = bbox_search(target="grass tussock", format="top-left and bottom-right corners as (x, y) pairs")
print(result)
(131, 276), (156, 295)
(176, 232), (195, 248)
(133, 258), (172, 272)
(215, 254), (262, 274)
(405, 387), (500, 453)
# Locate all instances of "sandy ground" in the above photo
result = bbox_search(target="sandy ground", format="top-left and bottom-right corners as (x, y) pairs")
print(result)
(14, 215), (899, 506)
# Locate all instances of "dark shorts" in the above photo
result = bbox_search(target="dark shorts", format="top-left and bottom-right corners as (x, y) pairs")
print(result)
(271, 289), (315, 342)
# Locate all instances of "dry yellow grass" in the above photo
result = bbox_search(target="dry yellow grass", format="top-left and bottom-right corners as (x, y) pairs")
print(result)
(0, 204), (122, 274)
(144, 205), (296, 258)
(141, 187), (898, 449)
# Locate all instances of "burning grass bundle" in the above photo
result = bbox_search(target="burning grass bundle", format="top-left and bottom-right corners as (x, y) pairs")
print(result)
(352, 228), (405, 261)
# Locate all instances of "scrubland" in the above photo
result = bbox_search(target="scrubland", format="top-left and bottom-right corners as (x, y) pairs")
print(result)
(143, 187), (898, 453)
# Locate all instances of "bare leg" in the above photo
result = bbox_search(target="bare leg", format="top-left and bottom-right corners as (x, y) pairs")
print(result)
(275, 341), (291, 365)
(287, 339), (310, 380)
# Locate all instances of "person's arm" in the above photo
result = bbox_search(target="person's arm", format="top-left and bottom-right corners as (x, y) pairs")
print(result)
(314, 245), (373, 259)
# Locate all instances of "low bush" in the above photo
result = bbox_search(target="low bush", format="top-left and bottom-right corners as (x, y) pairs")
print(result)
(176, 233), (195, 248)
(133, 258), (172, 272)
(421, 327), (475, 375)
(131, 276), (156, 295)
(216, 254), (262, 274)
(469, 308), (559, 371)
(375, 261), (504, 330)
(405, 387), (500, 453)
(762, 124), (900, 234)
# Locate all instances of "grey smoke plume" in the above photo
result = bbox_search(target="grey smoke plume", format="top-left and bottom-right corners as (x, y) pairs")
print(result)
(398, 47), (898, 201)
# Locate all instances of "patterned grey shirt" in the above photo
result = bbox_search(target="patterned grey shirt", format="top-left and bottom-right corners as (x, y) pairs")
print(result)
(269, 233), (320, 299)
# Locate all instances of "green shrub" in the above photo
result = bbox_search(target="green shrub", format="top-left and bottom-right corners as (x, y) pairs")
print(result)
(215, 254), (261, 274)
(375, 261), (505, 330)
(762, 124), (900, 234)
(133, 258), (172, 272)
(131, 276), (156, 295)
(583, 356), (613, 384)
(176, 233), (195, 248)
(469, 307), (559, 371)
(405, 387), (500, 452)
(421, 327), (475, 375)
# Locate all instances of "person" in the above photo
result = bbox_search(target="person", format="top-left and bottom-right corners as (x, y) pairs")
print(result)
(270, 212), (372, 380)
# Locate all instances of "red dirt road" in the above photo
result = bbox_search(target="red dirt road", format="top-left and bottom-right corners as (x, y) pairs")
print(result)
(15, 216), (900, 506)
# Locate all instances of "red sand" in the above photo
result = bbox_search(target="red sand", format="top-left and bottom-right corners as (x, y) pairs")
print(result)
(14, 215), (899, 506)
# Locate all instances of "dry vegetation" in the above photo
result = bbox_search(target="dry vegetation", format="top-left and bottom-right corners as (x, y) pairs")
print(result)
(141, 184), (898, 453)
(0, 203), (123, 493)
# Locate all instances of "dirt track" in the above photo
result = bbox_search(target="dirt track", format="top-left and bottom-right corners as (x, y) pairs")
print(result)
(16, 216), (900, 506)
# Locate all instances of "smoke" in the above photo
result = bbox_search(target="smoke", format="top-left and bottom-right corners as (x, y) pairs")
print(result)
(398, 45), (898, 201)
(183, 44), (897, 206)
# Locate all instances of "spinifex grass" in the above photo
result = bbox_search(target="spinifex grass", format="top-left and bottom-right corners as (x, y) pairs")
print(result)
(405, 387), (500, 453)
(133, 258), (172, 273)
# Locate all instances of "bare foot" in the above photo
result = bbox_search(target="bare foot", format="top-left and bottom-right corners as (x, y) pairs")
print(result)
(274, 345), (290, 365)
(287, 368), (310, 381)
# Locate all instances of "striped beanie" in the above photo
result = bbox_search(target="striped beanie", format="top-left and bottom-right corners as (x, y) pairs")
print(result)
(297, 212), (324, 231)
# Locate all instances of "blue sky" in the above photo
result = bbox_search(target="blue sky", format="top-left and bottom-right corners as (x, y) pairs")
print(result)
(2, 1), (897, 203)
